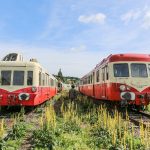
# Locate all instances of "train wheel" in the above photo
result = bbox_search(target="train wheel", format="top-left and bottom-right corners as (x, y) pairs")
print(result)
(141, 105), (146, 111)
(135, 105), (145, 111)
(0, 106), (9, 112)
(128, 104), (136, 110)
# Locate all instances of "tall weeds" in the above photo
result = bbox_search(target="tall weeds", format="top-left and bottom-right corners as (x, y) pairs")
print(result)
(34, 92), (150, 149)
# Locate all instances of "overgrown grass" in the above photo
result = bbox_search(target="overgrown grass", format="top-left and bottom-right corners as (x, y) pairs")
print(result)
(146, 104), (150, 112)
(0, 109), (28, 149)
(1, 91), (149, 149)
(32, 93), (149, 150)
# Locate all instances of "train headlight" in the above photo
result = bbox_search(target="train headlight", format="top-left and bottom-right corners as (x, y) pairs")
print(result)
(121, 92), (135, 101)
(19, 93), (30, 101)
(32, 86), (37, 92)
(119, 85), (126, 91)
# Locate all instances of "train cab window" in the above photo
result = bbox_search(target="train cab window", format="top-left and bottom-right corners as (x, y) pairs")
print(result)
(3, 53), (17, 61)
(131, 64), (148, 77)
(114, 64), (129, 77)
(13, 71), (24, 85)
(27, 71), (33, 85)
(1, 71), (11, 85)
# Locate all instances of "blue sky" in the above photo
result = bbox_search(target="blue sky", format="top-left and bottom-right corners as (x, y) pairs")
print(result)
(0, 0), (150, 77)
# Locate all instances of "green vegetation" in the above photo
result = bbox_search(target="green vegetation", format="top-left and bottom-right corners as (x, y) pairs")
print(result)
(146, 104), (150, 112)
(0, 113), (28, 150)
(32, 93), (148, 150)
(54, 68), (80, 84)
(0, 92), (149, 149)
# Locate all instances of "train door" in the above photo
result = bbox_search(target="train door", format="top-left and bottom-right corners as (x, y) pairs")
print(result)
(102, 67), (106, 99)
(92, 72), (95, 97)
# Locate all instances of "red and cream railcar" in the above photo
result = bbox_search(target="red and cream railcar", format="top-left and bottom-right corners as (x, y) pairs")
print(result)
(79, 54), (150, 108)
(0, 53), (58, 106)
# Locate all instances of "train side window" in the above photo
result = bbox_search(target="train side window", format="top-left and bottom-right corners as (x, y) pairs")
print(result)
(47, 75), (49, 86)
(52, 79), (54, 86)
(39, 72), (41, 86)
(51, 79), (54, 86)
(1, 71), (11, 85)
(148, 65), (150, 76)
(45, 75), (47, 86)
(48, 79), (50, 86)
(45, 74), (46, 86)
(45, 74), (47, 86)
(46, 75), (48, 86)
(102, 68), (105, 81)
(27, 71), (33, 85)
(85, 78), (87, 84)
(88, 76), (90, 84)
(96, 70), (99, 82)
(42, 73), (45, 86)
(106, 66), (109, 80)
(92, 72), (95, 84)
(13, 71), (24, 85)
(91, 75), (93, 83)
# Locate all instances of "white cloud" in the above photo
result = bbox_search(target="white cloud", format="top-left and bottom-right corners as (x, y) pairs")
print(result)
(142, 11), (150, 29)
(70, 45), (87, 52)
(121, 10), (141, 24)
(121, 7), (150, 29)
(78, 13), (106, 24)
(0, 42), (105, 77)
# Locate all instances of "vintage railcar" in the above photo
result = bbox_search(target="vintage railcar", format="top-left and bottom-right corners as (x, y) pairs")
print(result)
(57, 82), (71, 92)
(0, 53), (58, 106)
(79, 54), (150, 109)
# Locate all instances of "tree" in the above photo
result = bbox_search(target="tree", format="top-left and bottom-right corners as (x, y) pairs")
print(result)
(58, 68), (64, 82)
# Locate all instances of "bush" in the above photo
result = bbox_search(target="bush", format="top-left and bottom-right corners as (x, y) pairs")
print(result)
(10, 122), (27, 140)
(62, 121), (80, 134)
(88, 127), (112, 148)
(32, 129), (54, 149)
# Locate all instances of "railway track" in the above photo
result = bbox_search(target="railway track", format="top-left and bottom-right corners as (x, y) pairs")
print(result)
(127, 110), (150, 129)
(89, 94), (150, 129)
(0, 106), (36, 140)
(0, 93), (61, 143)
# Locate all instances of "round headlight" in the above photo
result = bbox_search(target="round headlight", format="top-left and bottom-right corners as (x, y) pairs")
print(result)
(18, 93), (30, 100)
(32, 86), (37, 92)
(122, 92), (131, 100)
(120, 85), (126, 91)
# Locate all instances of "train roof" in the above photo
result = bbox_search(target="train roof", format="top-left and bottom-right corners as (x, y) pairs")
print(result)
(0, 60), (57, 79)
(81, 53), (150, 79)
(96, 54), (150, 68)
(0, 60), (40, 67)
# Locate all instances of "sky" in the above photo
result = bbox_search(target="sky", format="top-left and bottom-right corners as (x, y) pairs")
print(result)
(0, 0), (150, 77)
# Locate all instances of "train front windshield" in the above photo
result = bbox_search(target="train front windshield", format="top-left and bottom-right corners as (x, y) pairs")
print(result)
(131, 64), (147, 77)
(114, 63), (129, 77)
(114, 63), (148, 78)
